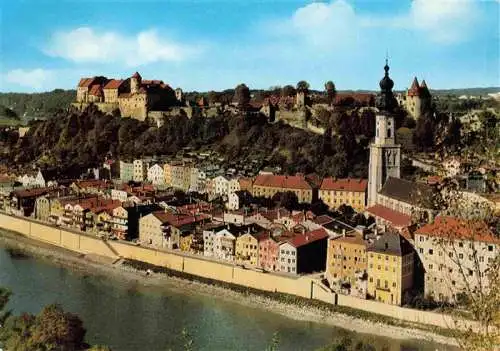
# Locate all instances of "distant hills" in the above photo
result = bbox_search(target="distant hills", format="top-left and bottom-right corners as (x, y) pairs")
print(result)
(0, 89), (75, 124)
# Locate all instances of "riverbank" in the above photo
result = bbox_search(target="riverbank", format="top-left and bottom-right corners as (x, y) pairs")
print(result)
(0, 229), (459, 348)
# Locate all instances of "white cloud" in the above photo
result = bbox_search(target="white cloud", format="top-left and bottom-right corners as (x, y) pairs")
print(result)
(269, 0), (480, 48)
(291, 0), (358, 47)
(407, 0), (479, 43)
(45, 27), (203, 66)
(4, 68), (54, 90)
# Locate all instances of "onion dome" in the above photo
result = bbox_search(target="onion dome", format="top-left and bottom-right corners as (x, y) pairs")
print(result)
(379, 60), (394, 91)
(376, 59), (397, 113)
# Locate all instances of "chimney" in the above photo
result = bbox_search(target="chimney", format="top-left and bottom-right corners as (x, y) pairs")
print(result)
(374, 227), (378, 236)
(342, 229), (346, 237)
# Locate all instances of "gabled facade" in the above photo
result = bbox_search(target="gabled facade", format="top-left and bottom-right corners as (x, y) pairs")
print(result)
(367, 232), (414, 306)
(235, 232), (259, 266)
(414, 217), (499, 302)
(147, 164), (165, 186)
(213, 229), (236, 261)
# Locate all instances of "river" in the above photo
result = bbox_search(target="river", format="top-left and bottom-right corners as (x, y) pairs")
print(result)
(0, 245), (451, 351)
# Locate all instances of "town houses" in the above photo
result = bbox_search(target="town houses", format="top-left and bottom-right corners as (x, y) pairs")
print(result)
(0, 61), (497, 311)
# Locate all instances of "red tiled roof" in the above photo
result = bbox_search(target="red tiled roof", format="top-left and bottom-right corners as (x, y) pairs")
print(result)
(313, 215), (334, 225)
(103, 79), (124, 89)
(253, 174), (312, 190)
(73, 179), (110, 189)
(334, 93), (375, 104)
(286, 228), (329, 248)
(365, 204), (411, 228)
(408, 77), (420, 96)
(12, 187), (56, 198)
(152, 211), (208, 227)
(78, 78), (96, 88)
(89, 84), (103, 97)
(261, 208), (290, 221)
(416, 216), (499, 244)
(320, 178), (367, 192)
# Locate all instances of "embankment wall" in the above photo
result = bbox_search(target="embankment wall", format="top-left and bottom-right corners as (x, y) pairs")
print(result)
(0, 212), (473, 330)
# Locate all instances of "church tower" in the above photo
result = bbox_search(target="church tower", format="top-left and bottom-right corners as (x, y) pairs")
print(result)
(368, 60), (401, 206)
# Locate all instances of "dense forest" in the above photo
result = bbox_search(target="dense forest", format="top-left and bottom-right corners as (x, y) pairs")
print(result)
(0, 89), (75, 121)
(0, 105), (374, 179)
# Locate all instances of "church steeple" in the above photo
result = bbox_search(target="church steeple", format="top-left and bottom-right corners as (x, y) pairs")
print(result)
(376, 59), (397, 113)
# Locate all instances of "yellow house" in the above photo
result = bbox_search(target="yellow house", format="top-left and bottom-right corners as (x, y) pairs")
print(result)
(163, 163), (172, 187)
(96, 210), (112, 233)
(319, 178), (367, 212)
(251, 174), (314, 204)
(326, 231), (368, 287)
(235, 232), (259, 266)
(367, 232), (414, 306)
(180, 234), (194, 253)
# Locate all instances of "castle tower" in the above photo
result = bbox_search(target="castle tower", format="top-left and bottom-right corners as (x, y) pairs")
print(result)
(405, 77), (431, 119)
(131, 72), (142, 94)
(368, 60), (401, 206)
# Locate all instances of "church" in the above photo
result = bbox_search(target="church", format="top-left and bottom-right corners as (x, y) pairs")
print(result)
(366, 61), (436, 230)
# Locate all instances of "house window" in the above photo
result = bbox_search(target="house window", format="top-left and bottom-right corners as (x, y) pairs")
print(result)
(428, 249), (433, 255)
(419, 248), (423, 254)
(488, 245), (493, 252)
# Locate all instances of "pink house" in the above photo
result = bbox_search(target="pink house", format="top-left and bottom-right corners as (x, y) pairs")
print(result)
(258, 233), (280, 271)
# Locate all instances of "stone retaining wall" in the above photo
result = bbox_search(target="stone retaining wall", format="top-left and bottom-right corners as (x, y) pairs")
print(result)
(0, 212), (475, 330)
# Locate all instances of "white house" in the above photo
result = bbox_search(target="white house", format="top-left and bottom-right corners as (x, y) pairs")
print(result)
(228, 178), (240, 195)
(213, 229), (236, 261)
(111, 189), (129, 202)
(147, 164), (165, 186)
(214, 175), (229, 197)
(278, 242), (297, 274)
(18, 170), (46, 188)
(227, 192), (240, 210)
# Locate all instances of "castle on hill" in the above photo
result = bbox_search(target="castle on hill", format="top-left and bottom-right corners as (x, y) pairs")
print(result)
(73, 72), (181, 121)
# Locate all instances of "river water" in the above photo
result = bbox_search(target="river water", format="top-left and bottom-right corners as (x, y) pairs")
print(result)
(0, 245), (451, 351)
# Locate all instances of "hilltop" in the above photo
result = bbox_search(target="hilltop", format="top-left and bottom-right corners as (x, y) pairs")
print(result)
(0, 106), (371, 179)
(0, 89), (75, 123)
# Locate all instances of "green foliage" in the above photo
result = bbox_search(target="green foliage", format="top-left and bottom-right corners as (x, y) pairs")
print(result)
(3, 106), (369, 179)
(0, 288), (112, 351)
(296, 80), (310, 93)
(0, 105), (19, 119)
(0, 90), (75, 121)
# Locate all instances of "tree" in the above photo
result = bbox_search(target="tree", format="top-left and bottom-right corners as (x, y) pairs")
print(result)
(272, 191), (299, 211)
(413, 113), (435, 151)
(0, 287), (11, 326)
(0, 289), (111, 351)
(296, 81), (310, 93)
(324, 81), (336, 106)
(396, 127), (414, 152)
(234, 84), (250, 108)
(281, 85), (296, 97)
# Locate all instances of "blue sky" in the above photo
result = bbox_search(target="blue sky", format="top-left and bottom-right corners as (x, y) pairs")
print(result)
(1, 0), (499, 92)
